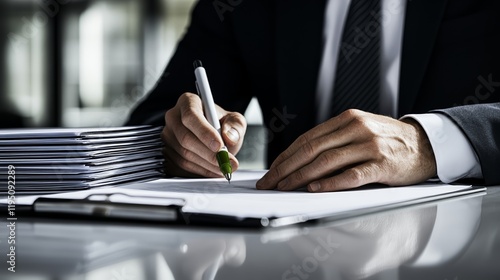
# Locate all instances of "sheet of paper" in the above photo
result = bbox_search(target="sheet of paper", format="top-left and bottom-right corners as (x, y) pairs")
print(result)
(5, 170), (474, 222)
(0, 134), (159, 145)
(0, 126), (160, 139)
(0, 139), (160, 152)
(0, 146), (160, 159)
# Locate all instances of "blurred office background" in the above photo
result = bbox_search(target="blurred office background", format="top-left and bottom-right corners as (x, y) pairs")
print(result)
(0, 0), (265, 168)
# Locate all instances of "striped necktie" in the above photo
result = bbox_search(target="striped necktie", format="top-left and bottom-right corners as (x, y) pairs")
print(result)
(331, 0), (381, 117)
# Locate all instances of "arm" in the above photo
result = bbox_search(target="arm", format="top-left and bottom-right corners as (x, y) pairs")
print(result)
(126, 0), (252, 126)
(403, 113), (482, 183)
(434, 103), (500, 185)
(126, 0), (251, 178)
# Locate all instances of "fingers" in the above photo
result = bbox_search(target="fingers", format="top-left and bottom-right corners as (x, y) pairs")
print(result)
(258, 110), (369, 190)
(269, 109), (358, 169)
(275, 143), (372, 191)
(169, 112), (218, 165)
(162, 127), (222, 177)
(219, 109), (247, 155)
(259, 125), (360, 190)
(178, 93), (224, 153)
(307, 162), (379, 192)
(162, 92), (242, 178)
(162, 146), (222, 178)
(258, 109), (436, 192)
(163, 144), (240, 178)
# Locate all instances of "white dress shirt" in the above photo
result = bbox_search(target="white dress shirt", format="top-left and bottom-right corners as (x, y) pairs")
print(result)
(316, 0), (482, 182)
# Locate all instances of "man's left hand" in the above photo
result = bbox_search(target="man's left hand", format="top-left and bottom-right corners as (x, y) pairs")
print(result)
(256, 109), (437, 192)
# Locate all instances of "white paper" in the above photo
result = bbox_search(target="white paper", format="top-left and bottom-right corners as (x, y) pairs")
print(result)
(5, 170), (474, 222)
(0, 126), (160, 139)
(0, 126), (164, 193)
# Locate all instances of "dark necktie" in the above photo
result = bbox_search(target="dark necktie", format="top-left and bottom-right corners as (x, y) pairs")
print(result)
(331, 0), (381, 117)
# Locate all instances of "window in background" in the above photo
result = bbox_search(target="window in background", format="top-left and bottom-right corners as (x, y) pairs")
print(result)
(0, 0), (53, 128)
(60, 0), (197, 127)
(0, 0), (265, 168)
(0, 0), (197, 128)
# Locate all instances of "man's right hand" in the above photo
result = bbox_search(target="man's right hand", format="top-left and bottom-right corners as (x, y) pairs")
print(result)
(161, 92), (247, 178)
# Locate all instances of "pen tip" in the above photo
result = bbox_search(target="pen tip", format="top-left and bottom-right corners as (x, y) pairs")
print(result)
(224, 173), (232, 183)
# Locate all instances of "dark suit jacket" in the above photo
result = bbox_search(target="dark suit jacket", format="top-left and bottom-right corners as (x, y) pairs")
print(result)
(127, 0), (500, 185)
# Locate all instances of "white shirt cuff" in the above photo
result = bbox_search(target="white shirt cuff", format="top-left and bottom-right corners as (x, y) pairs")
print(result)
(402, 113), (483, 183)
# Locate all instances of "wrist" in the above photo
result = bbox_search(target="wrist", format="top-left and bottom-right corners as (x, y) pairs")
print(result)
(402, 118), (438, 178)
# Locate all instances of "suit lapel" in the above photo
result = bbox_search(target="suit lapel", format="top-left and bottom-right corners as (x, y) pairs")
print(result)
(275, 0), (327, 141)
(399, 0), (448, 116)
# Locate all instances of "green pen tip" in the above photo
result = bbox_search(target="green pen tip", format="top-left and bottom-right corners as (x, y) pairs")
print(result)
(224, 173), (232, 183)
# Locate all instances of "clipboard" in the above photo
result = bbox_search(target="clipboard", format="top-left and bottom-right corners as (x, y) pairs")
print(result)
(0, 169), (487, 228)
(33, 193), (185, 223)
(26, 194), (268, 227)
(10, 185), (486, 228)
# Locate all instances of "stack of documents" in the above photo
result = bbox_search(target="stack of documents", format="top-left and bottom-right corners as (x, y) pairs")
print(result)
(0, 126), (164, 194)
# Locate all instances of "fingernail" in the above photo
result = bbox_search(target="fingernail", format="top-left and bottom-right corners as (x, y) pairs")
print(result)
(226, 128), (240, 143)
(210, 139), (220, 153)
(309, 182), (321, 192)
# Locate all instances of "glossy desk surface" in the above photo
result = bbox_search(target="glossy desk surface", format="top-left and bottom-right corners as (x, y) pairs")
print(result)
(1, 187), (499, 280)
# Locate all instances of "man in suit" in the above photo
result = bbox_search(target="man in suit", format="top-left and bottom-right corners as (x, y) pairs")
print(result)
(127, 0), (500, 192)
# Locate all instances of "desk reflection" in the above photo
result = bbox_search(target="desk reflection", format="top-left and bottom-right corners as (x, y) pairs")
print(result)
(0, 194), (485, 280)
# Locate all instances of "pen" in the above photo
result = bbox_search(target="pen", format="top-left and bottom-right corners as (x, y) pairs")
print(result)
(193, 60), (232, 183)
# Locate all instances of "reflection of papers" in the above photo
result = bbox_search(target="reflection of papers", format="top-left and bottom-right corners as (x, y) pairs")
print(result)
(7, 170), (481, 225)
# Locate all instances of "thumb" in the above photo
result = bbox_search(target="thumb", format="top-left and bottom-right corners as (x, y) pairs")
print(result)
(220, 111), (247, 155)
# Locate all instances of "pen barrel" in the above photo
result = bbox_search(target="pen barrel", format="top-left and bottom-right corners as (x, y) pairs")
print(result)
(194, 61), (231, 179)
(194, 67), (221, 132)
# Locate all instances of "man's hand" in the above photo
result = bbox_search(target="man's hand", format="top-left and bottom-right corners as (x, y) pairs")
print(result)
(162, 92), (247, 178)
(257, 109), (437, 192)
